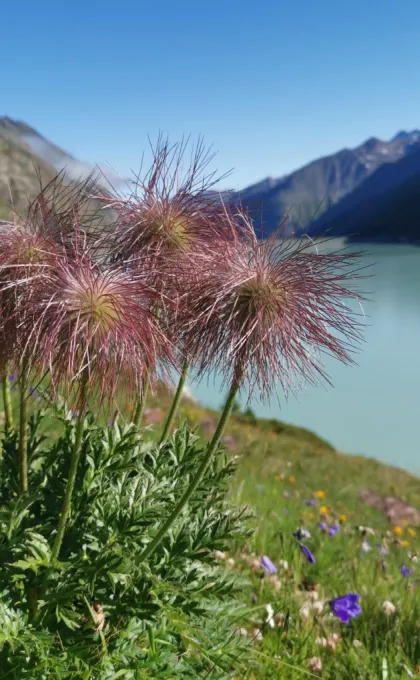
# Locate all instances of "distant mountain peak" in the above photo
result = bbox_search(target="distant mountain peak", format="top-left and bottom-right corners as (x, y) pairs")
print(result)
(391, 130), (420, 142)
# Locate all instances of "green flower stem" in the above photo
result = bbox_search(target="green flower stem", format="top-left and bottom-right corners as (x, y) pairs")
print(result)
(138, 379), (240, 563)
(51, 379), (89, 562)
(159, 359), (190, 444)
(2, 364), (14, 433)
(133, 305), (162, 428)
(18, 358), (29, 493)
(132, 376), (149, 428)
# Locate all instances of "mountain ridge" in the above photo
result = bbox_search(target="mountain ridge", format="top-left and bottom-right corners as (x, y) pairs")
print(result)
(227, 131), (420, 237)
(1, 117), (419, 243)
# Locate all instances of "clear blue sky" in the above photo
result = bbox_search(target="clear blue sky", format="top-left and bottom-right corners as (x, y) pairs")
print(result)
(2, 0), (420, 189)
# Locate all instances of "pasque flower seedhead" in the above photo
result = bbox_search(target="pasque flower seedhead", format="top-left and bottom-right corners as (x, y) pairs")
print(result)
(179, 210), (367, 401)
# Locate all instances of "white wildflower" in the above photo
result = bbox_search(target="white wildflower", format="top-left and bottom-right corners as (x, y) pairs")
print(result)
(315, 636), (328, 648)
(312, 600), (324, 614)
(299, 604), (311, 622)
(327, 633), (340, 652)
(358, 525), (375, 536)
(307, 590), (319, 601)
(249, 558), (261, 570)
(275, 612), (285, 626)
(214, 550), (226, 561)
(265, 603), (275, 628)
(251, 627), (263, 642)
(382, 600), (396, 616)
(269, 575), (282, 591)
(308, 656), (322, 672)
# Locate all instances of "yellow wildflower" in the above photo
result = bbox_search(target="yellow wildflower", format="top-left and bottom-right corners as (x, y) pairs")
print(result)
(289, 476), (296, 484)
(401, 540), (410, 548)
(274, 475), (282, 483)
(408, 528), (417, 538)
(339, 514), (348, 523)
(314, 490), (326, 499)
(319, 506), (329, 515)
(308, 513), (316, 521)
(393, 526), (404, 537)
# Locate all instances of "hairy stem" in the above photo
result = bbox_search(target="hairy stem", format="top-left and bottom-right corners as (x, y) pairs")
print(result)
(132, 373), (150, 427)
(18, 357), (29, 493)
(159, 359), (190, 444)
(51, 378), (89, 562)
(138, 380), (240, 563)
(2, 363), (14, 433)
(133, 305), (161, 428)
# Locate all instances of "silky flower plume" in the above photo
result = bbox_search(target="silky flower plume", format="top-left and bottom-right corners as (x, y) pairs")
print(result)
(18, 252), (173, 406)
(96, 136), (233, 265)
(180, 212), (367, 401)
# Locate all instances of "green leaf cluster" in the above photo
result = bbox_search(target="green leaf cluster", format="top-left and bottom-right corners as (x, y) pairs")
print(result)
(0, 408), (253, 678)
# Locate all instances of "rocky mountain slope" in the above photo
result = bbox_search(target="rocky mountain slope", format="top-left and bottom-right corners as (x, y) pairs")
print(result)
(313, 157), (420, 244)
(229, 131), (420, 237)
(0, 117), (116, 221)
(0, 119), (58, 217)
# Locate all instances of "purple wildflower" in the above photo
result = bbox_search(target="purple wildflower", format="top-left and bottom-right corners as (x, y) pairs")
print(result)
(328, 524), (340, 537)
(400, 565), (410, 577)
(261, 555), (277, 574)
(319, 522), (328, 532)
(300, 543), (316, 564)
(8, 374), (14, 382)
(330, 593), (362, 625)
(305, 498), (318, 506)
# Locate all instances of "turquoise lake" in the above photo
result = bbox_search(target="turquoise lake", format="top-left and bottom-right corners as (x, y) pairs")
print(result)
(189, 243), (420, 474)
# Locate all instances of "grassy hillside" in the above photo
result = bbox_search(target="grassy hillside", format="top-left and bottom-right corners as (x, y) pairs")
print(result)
(4, 384), (420, 678)
(146, 391), (420, 678)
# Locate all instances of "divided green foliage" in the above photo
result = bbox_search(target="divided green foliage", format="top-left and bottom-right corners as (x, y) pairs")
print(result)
(0, 407), (253, 678)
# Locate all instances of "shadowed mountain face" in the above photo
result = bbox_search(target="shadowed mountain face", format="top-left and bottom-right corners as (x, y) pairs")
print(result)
(226, 131), (420, 238)
(308, 144), (420, 242)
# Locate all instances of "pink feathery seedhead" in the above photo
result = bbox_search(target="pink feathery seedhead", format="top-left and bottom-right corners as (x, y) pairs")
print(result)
(0, 171), (105, 286)
(25, 170), (111, 257)
(179, 212), (367, 402)
(0, 173), (113, 371)
(20, 253), (173, 407)
(96, 136), (234, 264)
(0, 219), (62, 366)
